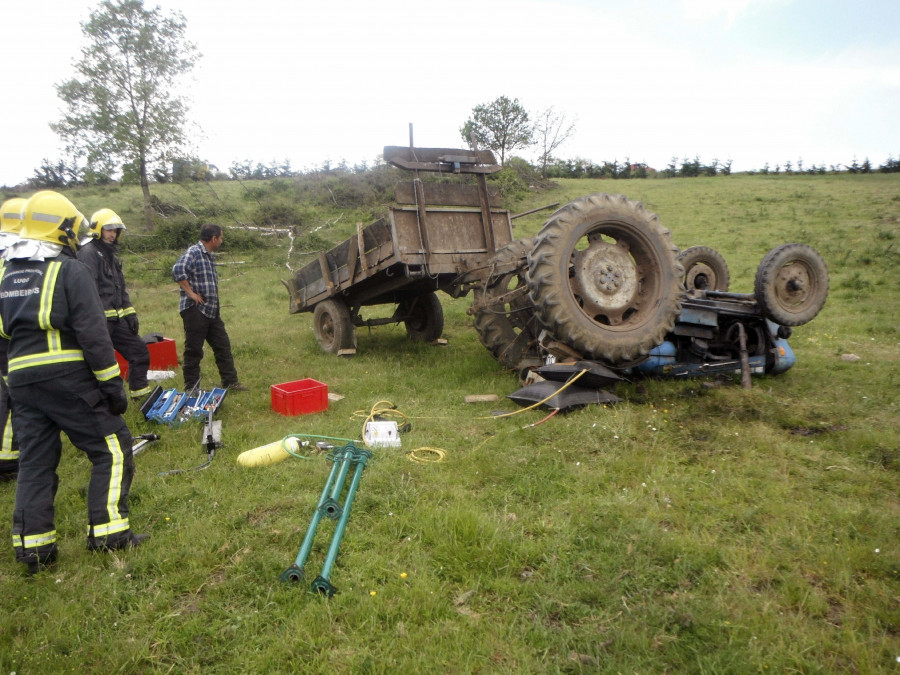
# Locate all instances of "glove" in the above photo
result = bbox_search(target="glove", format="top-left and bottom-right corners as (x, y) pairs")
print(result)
(125, 313), (139, 335)
(99, 378), (128, 415)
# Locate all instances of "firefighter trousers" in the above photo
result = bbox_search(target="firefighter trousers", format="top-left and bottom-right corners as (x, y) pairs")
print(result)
(0, 340), (17, 477)
(0, 378), (17, 478)
(9, 369), (135, 563)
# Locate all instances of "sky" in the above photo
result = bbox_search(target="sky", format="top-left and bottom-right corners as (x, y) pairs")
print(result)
(3, 0), (899, 186)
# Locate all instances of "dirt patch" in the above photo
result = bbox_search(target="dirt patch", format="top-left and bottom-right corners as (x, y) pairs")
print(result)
(789, 425), (848, 436)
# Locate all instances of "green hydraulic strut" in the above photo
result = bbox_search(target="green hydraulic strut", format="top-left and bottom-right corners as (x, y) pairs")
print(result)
(278, 445), (348, 584)
(310, 447), (372, 597)
(318, 443), (359, 520)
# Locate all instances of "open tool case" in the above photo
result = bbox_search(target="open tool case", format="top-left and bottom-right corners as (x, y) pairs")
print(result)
(142, 387), (227, 425)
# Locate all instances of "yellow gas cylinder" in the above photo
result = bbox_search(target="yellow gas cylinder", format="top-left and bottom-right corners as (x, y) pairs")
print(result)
(236, 437), (300, 467)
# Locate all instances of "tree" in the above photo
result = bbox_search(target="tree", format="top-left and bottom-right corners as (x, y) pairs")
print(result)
(460, 96), (532, 166)
(31, 159), (77, 189)
(532, 107), (576, 178)
(53, 0), (199, 230)
(665, 157), (679, 178)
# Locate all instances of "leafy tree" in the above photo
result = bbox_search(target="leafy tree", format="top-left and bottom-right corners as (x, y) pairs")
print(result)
(532, 107), (576, 178)
(53, 0), (199, 230)
(460, 96), (532, 166)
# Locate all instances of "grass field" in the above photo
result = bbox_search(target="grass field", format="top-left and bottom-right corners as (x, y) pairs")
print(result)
(0, 173), (898, 673)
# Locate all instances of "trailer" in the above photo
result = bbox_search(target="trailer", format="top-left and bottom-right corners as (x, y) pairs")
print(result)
(283, 145), (517, 354)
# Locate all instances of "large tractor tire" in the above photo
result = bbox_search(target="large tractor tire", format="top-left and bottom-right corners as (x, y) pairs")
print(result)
(472, 238), (542, 370)
(526, 193), (684, 364)
(399, 292), (444, 341)
(754, 243), (828, 326)
(313, 298), (357, 353)
(678, 245), (730, 292)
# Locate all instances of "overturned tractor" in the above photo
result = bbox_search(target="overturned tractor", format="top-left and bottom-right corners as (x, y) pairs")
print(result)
(284, 143), (828, 381)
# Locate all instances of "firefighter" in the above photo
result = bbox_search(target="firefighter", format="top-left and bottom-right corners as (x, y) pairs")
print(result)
(0, 190), (147, 575)
(0, 197), (26, 480)
(77, 208), (151, 398)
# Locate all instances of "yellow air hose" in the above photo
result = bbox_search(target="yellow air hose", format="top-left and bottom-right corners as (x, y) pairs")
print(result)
(478, 369), (589, 419)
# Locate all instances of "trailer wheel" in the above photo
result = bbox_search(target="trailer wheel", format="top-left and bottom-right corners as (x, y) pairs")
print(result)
(400, 292), (444, 341)
(754, 243), (829, 326)
(678, 246), (730, 292)
(472, 238), (542, 370)
(313, 298), (357, 353)
(526, 193), (683, 364)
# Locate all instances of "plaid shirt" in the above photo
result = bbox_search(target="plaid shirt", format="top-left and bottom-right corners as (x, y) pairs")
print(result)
(172, 241), (219, 319)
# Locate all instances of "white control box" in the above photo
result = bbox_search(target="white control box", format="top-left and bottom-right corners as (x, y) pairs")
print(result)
(364, 420), (401, 448)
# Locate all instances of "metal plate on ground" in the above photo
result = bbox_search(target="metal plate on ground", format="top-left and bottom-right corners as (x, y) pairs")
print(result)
(507, 380), (621, 411)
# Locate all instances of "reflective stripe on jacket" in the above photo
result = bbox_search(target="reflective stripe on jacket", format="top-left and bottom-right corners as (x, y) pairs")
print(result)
(76, 240), (135, 320)
(0, 252), (120, 386)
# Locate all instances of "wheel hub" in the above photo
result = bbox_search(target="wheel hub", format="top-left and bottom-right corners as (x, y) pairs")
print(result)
(574, 241), (637, 311)
(775, 262), (812, 307)
(685, 262), (715, 291)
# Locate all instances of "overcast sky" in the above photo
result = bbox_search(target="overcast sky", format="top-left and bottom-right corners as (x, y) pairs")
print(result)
(3, 0), (899, 186)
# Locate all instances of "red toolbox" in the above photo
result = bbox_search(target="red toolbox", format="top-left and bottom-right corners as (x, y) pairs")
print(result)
(116, 338), (178, 379)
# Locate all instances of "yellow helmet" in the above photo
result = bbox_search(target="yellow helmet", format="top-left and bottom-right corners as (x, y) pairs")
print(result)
(20, 191), (91, 252)
(89, 208), (126, 240)
(0, 198), (26, 233)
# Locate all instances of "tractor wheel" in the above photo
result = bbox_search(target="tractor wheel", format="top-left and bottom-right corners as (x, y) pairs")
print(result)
(526, 193), (684, 364)
(472, 238), (542, 370)
(400, 292), (444, 341)
(313, 298), (357, 353)
(754, 243), (829, 326)
(678, 246), (730, 292)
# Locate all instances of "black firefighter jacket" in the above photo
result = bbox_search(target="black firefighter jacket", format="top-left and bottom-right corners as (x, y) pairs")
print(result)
(0, 249), (121, 388)
(77, 239), (136, 321)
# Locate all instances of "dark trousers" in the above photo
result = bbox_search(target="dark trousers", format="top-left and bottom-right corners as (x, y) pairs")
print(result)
(180, 305), (239, 390)
(9, 369), (135, 563)
(109, 319), (150, 393)
(0, 340), (17, 476)
(0, 376), (17, 477)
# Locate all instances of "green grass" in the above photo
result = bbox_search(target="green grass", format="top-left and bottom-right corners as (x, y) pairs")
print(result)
(1, 173), (898, 673)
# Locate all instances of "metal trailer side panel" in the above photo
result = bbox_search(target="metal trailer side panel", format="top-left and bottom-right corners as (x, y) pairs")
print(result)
(388, 206), (514, 273)
(286, 218), (402, 313)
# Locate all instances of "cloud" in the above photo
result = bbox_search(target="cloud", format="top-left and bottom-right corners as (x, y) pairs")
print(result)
(680, 0), (785, 26)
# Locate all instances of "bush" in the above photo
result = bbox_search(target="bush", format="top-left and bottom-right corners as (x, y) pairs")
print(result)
(490, 163), (529, 200)
(255, 201), (307, 227)
(124, 214), (270, 253)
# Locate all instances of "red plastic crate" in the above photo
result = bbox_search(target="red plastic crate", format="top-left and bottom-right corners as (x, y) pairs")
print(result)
(271, 378), (328, 416)
(116, 338), (179, 379)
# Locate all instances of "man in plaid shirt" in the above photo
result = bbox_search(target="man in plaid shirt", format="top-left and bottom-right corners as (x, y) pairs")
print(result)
(172, 224), (246, 391)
